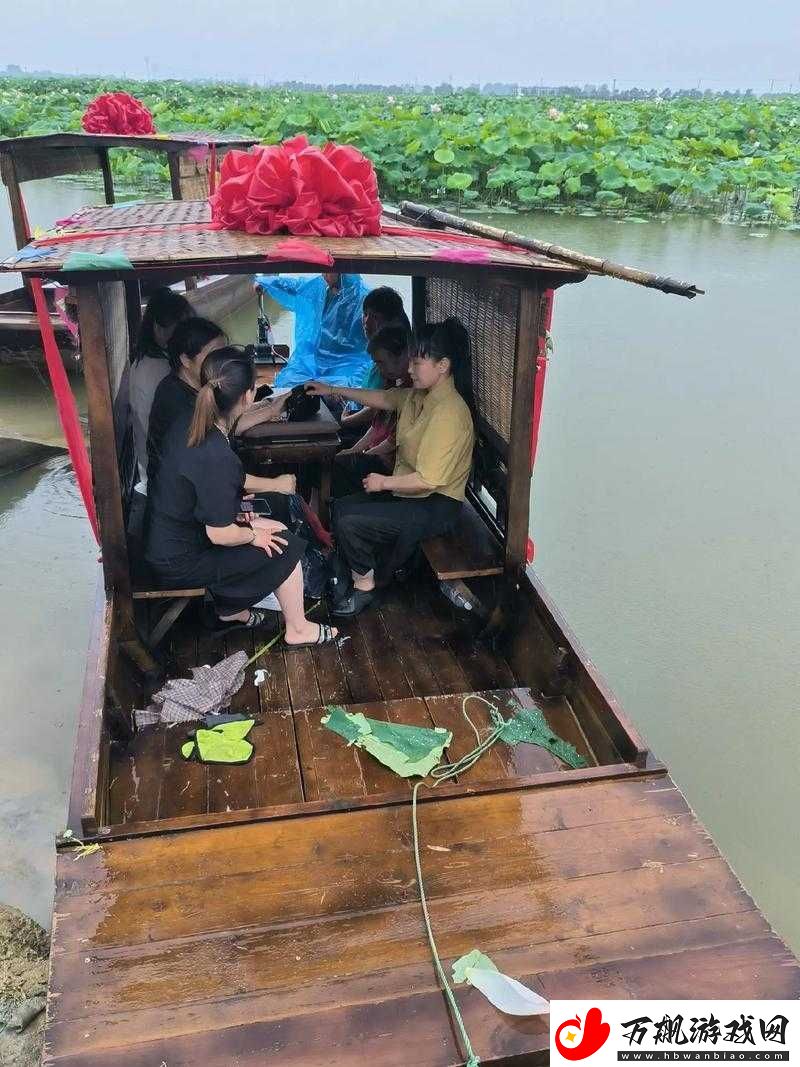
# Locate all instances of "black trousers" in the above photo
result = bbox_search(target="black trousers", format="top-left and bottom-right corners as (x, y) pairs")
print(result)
(332, 452), (390, 498)
(333, 491), (462, 582)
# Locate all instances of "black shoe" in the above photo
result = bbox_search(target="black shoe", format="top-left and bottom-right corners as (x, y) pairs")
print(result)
(330, 588), (376, 617)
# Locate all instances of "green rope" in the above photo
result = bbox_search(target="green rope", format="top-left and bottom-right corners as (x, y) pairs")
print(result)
(410, 693), (501, 1067)
(412, 779), (480, 1067)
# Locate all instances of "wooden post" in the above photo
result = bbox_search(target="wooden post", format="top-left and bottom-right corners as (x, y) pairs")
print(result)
(0, 151), (31, 248)
(99, 148), (115, 204)
(76, 283), (134, 629)
(167, 152), (183, 201)
(504, 284), (543, 577)
(411, 276), (427, 333)
(124, 280), (142, 351)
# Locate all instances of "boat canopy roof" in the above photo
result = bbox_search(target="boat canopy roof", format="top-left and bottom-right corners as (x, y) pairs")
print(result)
(0, 130), (257, 159)
(0, 199), (591, 284)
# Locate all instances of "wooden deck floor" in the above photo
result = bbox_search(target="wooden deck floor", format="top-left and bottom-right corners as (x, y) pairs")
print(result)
(47, 773), (800, 1066)
(111, 579), (599, 824)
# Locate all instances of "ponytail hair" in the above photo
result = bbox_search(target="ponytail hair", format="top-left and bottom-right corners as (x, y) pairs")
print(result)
(416, 317), (475, 417)
(187, 345), (255, 447)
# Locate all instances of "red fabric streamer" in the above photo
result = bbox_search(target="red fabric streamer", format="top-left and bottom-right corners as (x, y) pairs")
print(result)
(299, 498), (332, 549)
(81, 92), (156, 135)
(269, 238), (334, 267)
(208, 142), (217, 196)
(431, 247), (491, 264)
(30, 279), (99, 543)
(210, 134), (382, 237)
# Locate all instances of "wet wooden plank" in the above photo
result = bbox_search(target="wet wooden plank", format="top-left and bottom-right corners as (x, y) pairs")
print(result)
(61, 777), (690, 897)
(355, 606), (412, 700)
(45, 906), (778, 1062)
(50, 855), (758, 1023)
(107, 727), (165, 824)
(284, 647), (322, 710)
(309, 599), (349, 705)
(54, 808), (717, 954)
(378, 586), (442, 696)
(292, 703), (367, 802)
(334, 613), (383, 703)
(424, 691), (512, 782)
(253, 646), (304, 809)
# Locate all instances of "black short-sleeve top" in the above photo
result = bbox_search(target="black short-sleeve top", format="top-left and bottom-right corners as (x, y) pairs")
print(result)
(147, 373), (197, 487)
(146, 423), (244, 565)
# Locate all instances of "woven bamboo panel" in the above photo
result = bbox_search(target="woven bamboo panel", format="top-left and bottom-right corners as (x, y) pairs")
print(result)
(63, 200), (211, 231)
(1, 202), (581, 275)
(426, 275), (519, 444)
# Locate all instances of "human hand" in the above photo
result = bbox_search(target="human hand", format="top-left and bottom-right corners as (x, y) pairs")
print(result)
(273, 473), (297, 495)
(363, 473), (387, 493)
(251, 517), (287, 533)
(252, 524), (288, 556)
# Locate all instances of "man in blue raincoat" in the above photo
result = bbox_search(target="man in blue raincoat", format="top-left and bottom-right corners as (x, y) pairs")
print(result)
(253, 272), (372, 389)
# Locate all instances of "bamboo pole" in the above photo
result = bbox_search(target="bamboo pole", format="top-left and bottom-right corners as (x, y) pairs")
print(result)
(400, 201), (704, 299)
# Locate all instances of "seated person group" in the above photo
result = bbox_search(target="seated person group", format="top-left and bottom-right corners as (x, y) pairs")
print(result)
(129, 274), (475, 644)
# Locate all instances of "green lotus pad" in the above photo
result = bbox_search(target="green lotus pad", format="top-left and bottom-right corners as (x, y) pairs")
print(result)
(322, 706), (452, 778)
(498, 703), (586, 768)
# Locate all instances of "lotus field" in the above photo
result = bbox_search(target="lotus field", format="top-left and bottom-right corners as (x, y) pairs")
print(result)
(1, 78), (798, 225)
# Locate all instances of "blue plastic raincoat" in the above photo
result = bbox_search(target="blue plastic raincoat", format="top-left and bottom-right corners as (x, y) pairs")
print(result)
(254, 273), (372, 388)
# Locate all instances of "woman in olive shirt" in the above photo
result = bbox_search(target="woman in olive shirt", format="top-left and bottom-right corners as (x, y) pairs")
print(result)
(307, 318), (475, 616)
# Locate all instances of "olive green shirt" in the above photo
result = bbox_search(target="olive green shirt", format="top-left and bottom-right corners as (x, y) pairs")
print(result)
(386, 377), (474, 500)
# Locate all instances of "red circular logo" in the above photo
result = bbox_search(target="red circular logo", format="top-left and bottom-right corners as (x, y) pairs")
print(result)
(555, 1007), (611, 1060)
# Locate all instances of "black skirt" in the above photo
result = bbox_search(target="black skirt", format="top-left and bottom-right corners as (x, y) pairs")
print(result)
(150, 534), (306, 614)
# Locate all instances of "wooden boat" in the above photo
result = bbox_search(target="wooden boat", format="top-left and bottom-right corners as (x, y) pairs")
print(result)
(0, 132), (258, 366)
(2, 202), (797, 1066)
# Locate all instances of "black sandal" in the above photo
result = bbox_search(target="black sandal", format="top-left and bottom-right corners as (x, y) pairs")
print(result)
(214, 608), (270, 634)
(284, 622), (339, 650)
(331, 588), (375, 617)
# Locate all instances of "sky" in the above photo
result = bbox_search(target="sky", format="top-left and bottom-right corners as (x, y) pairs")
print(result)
(2, 0), (799, 92)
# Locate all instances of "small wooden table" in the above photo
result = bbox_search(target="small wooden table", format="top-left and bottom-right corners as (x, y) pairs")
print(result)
(234, 400), (340, 524)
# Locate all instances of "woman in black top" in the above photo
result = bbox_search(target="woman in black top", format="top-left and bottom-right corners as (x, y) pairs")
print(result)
(146, 346), (337, 645)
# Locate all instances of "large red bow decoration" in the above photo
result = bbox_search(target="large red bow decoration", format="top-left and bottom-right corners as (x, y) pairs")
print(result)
(81, 92), (156, 136)
(210, 134), (382, 238)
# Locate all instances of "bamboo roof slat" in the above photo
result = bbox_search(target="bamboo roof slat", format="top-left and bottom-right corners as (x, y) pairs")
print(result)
(0, 201), (589, 279)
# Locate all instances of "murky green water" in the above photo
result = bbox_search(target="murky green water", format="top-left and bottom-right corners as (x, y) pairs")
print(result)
(1, 182), (798, 950)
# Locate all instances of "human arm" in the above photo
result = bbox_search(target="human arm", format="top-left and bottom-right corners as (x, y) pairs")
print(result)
(232, 393), (289, 436)
(364, 436), (395, 458)
(253, 274), (305, 310)
(305, 380), (401, 412)
(363, 471), (431, 494)
(206, 517), (288, 557)
(340, 405), (374, 429)
(243, 472), (297, 495)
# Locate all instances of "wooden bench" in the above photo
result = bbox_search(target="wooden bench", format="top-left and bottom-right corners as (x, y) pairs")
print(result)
(421, 500), (503, 580)
(132, 587), (206, 648)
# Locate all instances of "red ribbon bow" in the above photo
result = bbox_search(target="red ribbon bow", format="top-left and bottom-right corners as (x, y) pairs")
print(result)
(210, 134), (382, 238)
(81, 92), (156, 136)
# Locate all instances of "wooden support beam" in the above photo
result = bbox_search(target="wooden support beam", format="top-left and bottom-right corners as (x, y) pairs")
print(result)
(167, 152), (183, 201)
(124, 280), (141, 352)
(99, 147), (115, 205)
(76, 283), (134, 629)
